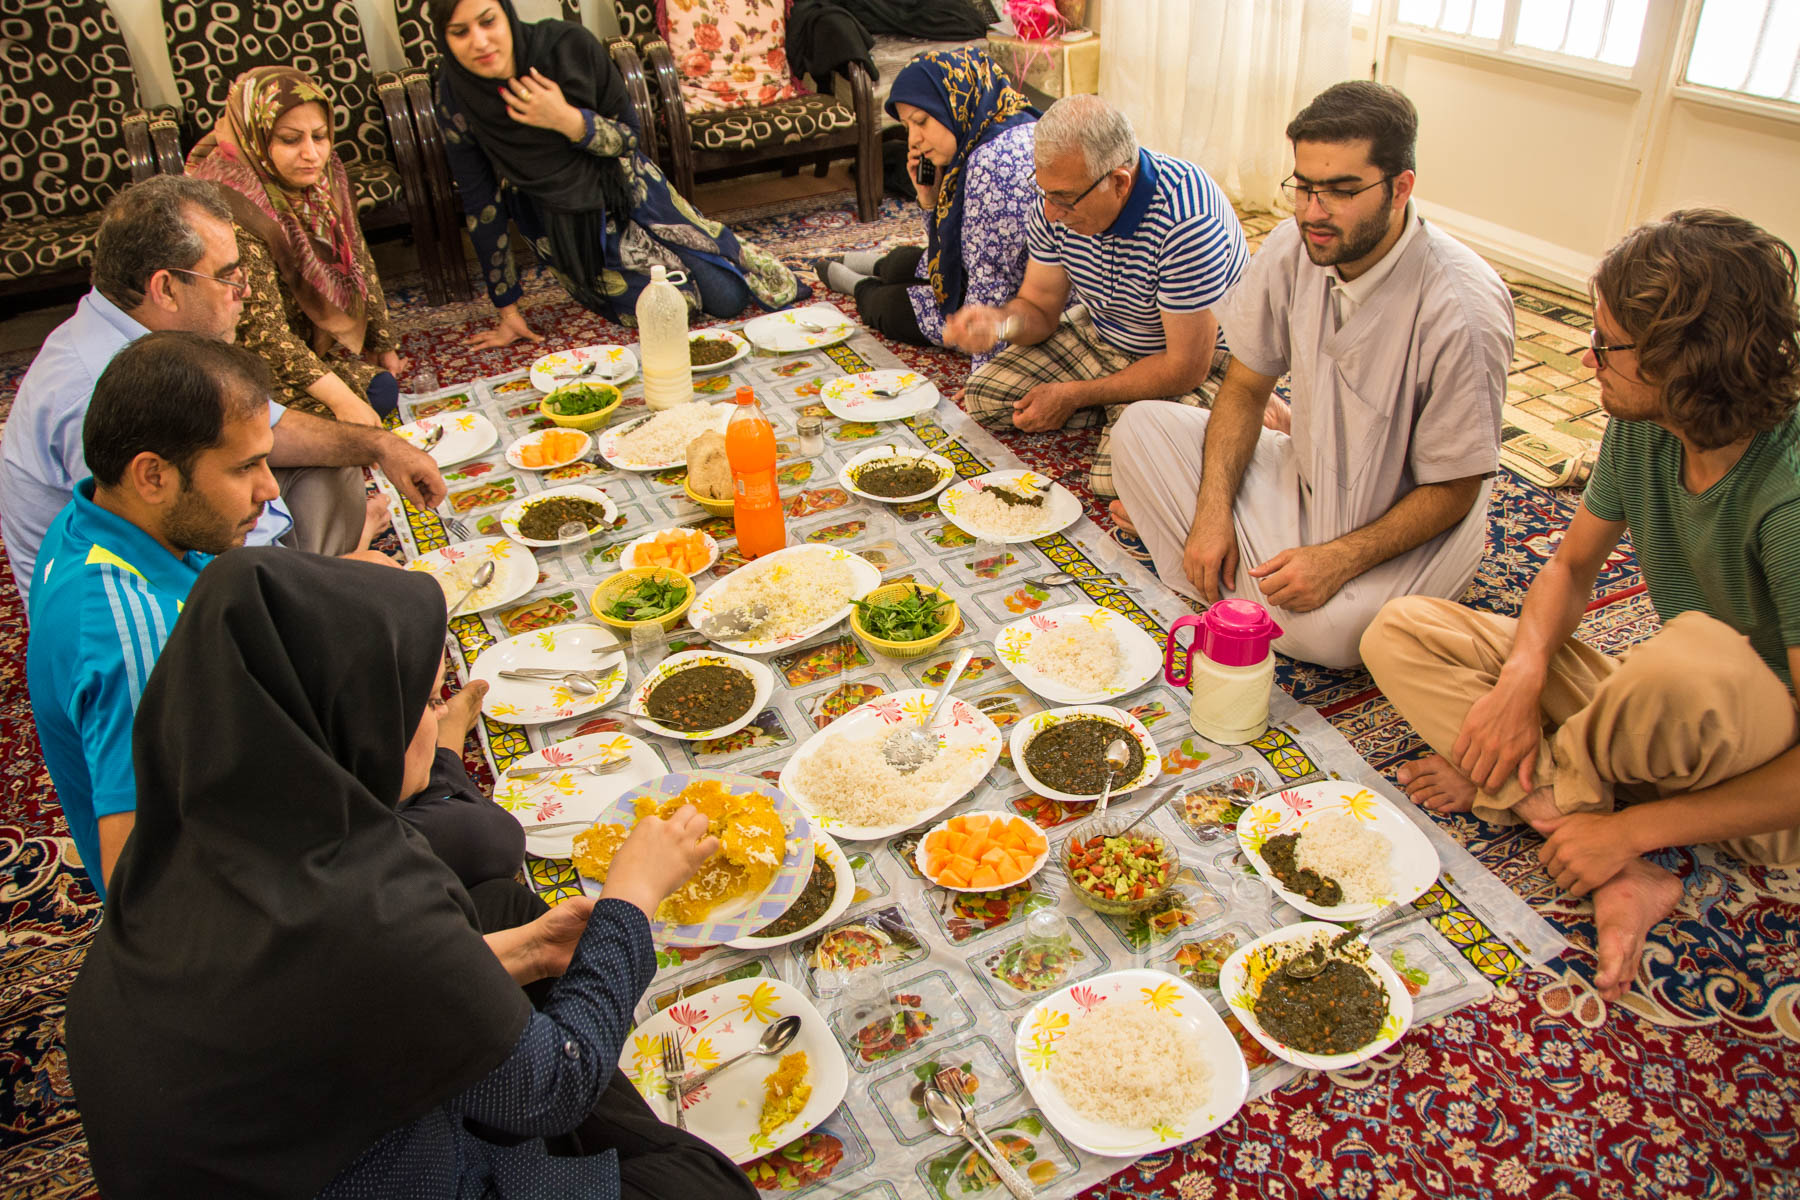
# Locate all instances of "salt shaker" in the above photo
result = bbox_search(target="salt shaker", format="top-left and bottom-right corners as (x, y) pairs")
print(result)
(796, 415), (825, 456)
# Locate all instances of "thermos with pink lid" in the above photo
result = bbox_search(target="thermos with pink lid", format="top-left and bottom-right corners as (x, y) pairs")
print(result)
(1162, 599), (1284, 744)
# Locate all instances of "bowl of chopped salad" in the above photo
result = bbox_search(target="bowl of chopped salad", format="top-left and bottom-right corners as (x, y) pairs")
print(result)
(1059, 811), (1181, 916)
(589, 566), (696, 632)
(848, 582), (958, 659)
(540, 382), (623, 431)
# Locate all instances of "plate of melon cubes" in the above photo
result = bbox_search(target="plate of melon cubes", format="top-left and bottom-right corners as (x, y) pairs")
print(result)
(914, 811), (1052, 892)
(621, 527), (720, 578)
(506, 427), (593, 471)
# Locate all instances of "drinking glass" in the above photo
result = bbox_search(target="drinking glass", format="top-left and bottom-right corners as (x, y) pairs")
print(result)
(835, 967), (897, 1049)
(559, 521), (590, 584)
(630, 621), (669, 688)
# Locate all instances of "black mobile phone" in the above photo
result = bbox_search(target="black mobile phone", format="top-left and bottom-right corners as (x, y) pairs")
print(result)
(914, 158), (938, 186)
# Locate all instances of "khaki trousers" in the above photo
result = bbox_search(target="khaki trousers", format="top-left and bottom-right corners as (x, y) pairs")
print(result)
(272, 465), (367, 557)
(1360, 595), (1800, 866)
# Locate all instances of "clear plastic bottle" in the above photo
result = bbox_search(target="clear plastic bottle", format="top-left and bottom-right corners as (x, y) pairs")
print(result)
(726, 385), (787, 558)
(636, 264), (693, 411)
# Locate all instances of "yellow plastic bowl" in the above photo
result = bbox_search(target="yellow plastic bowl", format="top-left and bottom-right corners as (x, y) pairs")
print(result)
(683, 473), (735, 518)
(540, 382), (623, 431)
(850, 582), (959, 659)
(589, 566), (696, 632)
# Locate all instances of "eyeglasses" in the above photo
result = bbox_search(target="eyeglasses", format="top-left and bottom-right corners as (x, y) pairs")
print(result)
(1589, 327), (1637, 371)
(167, 265), (250, 297)
(1036, 169), (1114, 214)
(1279, 174), (1394, 212)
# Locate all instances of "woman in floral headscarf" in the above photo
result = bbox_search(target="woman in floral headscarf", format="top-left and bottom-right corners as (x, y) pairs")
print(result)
(812, 47), (1036, 367)
(188, 67), (409, 425)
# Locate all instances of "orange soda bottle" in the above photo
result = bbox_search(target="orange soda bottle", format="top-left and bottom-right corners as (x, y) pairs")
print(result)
(726, 386), (786, 557)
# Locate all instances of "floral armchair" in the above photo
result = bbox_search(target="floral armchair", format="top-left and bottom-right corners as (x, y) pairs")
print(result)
(0, 0), (174, 299)
(611, 0), (880, 222)
(158, 0), (448, 303)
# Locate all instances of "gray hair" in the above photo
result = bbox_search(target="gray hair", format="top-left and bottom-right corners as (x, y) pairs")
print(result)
(1033, 95), (1138, 178)
(91, 175), (233, 312)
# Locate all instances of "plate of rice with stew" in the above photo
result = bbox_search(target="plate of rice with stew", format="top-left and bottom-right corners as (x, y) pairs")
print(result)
(596, 402), (733, 471)
(779, 689), (1004, 841)
(1015, 968), (1248, 1157)
(688, 545), (879, 653)
(1235, 780), (1440, 921)
(995, 604), (1163, 704)
(938, 470), (1081, 544)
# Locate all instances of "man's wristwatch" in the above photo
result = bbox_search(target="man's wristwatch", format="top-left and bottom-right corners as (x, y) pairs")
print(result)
(998, 314), (1020, 343)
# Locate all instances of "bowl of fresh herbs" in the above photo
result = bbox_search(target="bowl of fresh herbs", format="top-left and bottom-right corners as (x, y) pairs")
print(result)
(849, 582), (959, 659)
(589, 566), (696, 632)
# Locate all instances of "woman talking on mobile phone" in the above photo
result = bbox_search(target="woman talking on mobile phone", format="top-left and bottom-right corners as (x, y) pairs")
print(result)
(811, 48), (1037, 365)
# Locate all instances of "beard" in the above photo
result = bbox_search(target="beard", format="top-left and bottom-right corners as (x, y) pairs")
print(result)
(164, 480), (261, 557)
(1299, 202), (1393, 268)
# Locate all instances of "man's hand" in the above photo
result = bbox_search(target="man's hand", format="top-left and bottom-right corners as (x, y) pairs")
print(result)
(1183, 514), (1238, 603)
(470, 305), (542, 351)
(503, 68), (583, 139)
(376, 436), (448, 510)
(1012, 381), (1083, 432)
(1262, 396), (1292, 434)
(1452, 673), (1546, 795)
(1247, 544), (1355, 613)
(943, 304), (1007, 354)
(603, 805), (720, 919)
(1537, 811), (1639, 897)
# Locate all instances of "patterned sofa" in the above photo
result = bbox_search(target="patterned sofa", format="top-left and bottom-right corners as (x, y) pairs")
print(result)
(0, 0), (174, 299)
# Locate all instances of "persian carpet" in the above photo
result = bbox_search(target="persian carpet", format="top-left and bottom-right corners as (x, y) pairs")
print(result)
(0, 193), (1795, 1200)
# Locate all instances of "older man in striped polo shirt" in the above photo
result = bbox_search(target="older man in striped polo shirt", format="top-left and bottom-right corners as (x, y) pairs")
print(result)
(945, 95), (1247, 499)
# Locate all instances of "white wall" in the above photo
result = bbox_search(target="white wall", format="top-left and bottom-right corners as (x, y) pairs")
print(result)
(103, 0), (615, 111)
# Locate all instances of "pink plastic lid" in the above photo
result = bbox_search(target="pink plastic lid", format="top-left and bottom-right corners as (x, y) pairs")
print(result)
(1196, 599), (1283, 668)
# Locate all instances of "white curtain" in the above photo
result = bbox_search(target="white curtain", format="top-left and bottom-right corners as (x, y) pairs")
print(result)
(1098, 0), (1354, 211)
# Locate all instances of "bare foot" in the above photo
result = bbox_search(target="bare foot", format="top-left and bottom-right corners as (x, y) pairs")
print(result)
(1395, 753), (1480, 814)
(360, 493), (393, 552)
(436, 680), (488, 752)
(1107, 500), (1137, 535)
(1589, 857), (1681, 1001)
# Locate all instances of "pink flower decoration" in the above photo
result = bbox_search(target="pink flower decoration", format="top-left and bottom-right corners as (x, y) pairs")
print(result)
(1280, 789), (1311, 814)
(1071, 986), (1103, 1013)
(534, 800), (564, 821)
(1028, 614), (1057, 631)
(542, 746), (575, 766)
(667, 1003), (704, 1032)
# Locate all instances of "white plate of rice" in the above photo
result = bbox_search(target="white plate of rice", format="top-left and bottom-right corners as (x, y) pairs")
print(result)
(937, 470), (1081, 544)
(1015, 968), (1248, 1157)
(779, 689), (1004, 840)
(688, 544), (880, 653)
(1009, 704), (1162, 805)
(405, 537), (537, 615)
(1236, 780), (1440, 921)
(1219, 922), (1414, 1071)
(530, 344), (639, 392)
(596, 402), (733, 471)
(995, 604), (1163, 704)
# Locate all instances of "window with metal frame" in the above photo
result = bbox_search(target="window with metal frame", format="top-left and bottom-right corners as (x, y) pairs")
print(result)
(1390, 0), (1648, 68)
(1685, 0), (1800, 104)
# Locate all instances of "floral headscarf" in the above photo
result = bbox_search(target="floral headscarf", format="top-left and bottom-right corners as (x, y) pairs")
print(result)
(885, 48), (1036, 312)
(187, 67), (370, 344)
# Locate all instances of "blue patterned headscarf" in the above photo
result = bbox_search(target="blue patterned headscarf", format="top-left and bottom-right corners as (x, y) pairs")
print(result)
(885, 48), (1036, 312)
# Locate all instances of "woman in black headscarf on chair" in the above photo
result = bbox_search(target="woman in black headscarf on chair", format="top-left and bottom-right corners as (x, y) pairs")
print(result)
(65, 550), (756, 1199)
(432, 0), (804, 350)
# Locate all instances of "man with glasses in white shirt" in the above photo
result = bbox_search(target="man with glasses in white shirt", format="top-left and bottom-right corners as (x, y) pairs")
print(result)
(0, 175), (445, 603)
(1109, 81), (1514, 668)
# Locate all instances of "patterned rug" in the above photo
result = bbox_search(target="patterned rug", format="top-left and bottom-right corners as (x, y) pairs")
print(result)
(1, 192), (1796, 1200)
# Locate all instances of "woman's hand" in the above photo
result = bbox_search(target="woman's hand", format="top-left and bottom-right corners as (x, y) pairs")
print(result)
(603, 806), (719, 919)
(484, 895), (598, 985)
(468, 305), (543, 350)
(908, 148), (940, 212)
(376, 348), (413, 377)
(503, 69), (585, 141)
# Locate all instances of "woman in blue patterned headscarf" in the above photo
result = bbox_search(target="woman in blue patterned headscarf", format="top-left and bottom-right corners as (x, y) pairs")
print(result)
(813, 47), (1036, 366)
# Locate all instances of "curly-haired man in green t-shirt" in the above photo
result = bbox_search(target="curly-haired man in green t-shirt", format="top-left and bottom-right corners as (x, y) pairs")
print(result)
(1361, 209), (1800, 1005)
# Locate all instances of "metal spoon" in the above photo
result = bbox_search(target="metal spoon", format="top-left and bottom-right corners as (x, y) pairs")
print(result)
(881, 647), (973, 772)
(419, 424), (446, 450)
(1281, 901), (1449, 981)
(1094, 737), (1131, 814)
(444, 560), (496, 617)
(868, 379), (924, 399)
(1114, 783), (1181, 835)
(676, 1014), (802, 1091)
(923, 1085), (1035, 1199)
(697, 601), (771, 641)
(497, 669), (602, 696)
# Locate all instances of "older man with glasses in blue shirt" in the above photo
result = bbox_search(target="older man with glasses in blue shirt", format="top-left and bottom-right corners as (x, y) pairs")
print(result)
(0, 175), (445, 606)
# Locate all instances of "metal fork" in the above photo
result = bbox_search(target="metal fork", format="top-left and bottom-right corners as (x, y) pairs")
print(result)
(659, 1032), (688, 1131)
(440, 509), (473, 541)
(934, 1066), (1034, 1197)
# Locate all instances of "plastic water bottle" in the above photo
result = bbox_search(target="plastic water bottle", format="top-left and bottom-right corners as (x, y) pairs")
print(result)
(726, 385), (787, 558)
(636, 265), (693, 411)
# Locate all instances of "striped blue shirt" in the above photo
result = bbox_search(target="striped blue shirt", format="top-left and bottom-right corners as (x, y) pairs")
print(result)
(1026, 148), (1247, 358)
(25, 481), (213, 897)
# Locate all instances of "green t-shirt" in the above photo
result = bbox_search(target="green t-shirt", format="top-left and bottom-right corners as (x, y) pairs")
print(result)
(1582, 411), (1800, 684)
